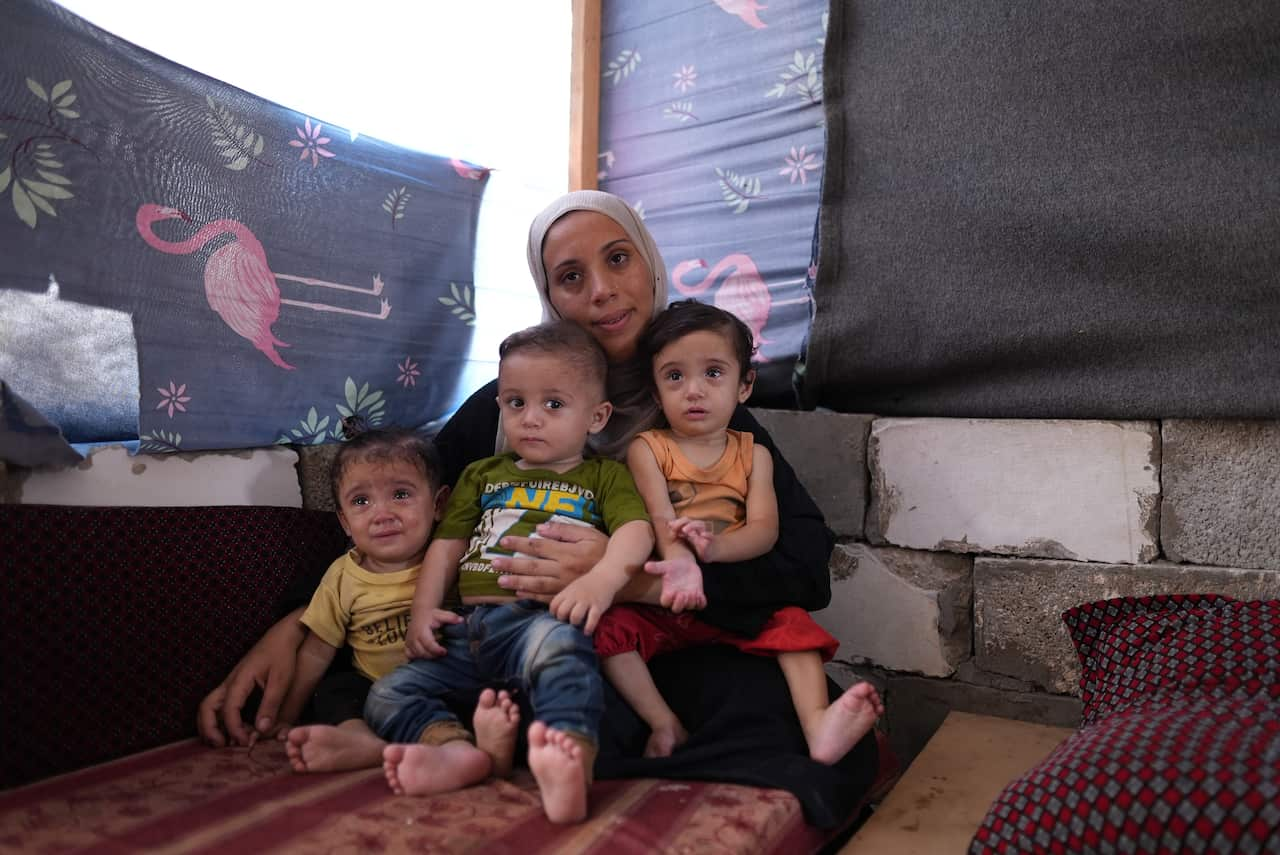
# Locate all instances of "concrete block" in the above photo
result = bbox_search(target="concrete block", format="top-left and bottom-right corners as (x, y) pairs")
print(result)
(15, 445), (302, 507)
(873, 671), (1081, 771)
(296, 443), (341, 511)
(816, 543), (972, 677)
(1162, 419), (1280, 571)
(974, 557), (1280, 693)
(867, 418), (1161, 564)
(749, 407), (874, 538)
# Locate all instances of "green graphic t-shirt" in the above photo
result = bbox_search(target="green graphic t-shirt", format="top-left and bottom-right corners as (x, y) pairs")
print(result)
(435, 453), (649, 599)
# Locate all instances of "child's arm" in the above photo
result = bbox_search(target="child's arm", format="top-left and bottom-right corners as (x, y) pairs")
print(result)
(271, 630), (338, 736)
(623, 439), (706, 613)
(404, 537), (467, 660)
(672, 444), (778, 563)
(551, 518), (654, 635)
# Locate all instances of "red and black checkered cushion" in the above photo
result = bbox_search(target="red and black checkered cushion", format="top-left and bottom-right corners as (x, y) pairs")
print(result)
(1062, 595), (1280, 726)
(970, 596), (1280, 854)
(0, 504), (347, 788)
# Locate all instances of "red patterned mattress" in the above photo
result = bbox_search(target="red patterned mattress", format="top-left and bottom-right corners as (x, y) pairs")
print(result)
(0, 739), (833, 854)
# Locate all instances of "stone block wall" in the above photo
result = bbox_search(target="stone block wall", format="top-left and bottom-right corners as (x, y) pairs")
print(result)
(760, 410), (1280, 768)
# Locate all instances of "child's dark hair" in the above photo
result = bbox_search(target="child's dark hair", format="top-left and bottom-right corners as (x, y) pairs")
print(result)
(640, 299), (755, 380)
(329, 427), (444, 506)
(498, 320), (608, 396)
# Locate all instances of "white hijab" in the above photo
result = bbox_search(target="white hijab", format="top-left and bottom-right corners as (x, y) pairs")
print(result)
(516, 191), (670, 459)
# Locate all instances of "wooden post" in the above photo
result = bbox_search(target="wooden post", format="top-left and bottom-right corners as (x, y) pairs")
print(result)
(569, 0), (601, 191)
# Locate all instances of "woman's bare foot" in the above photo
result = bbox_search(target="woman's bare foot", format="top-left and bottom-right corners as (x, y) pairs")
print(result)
(527, 721), (590, 823)
(808, 682), (885, 765)
(285, 722), (387, 773)
(382, 739), (490, 796)
(643, 718), (688, 759)
(474, 689), (521, 778)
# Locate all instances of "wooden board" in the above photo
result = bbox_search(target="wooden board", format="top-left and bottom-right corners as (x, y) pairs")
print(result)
(842, 711), (1073, 854)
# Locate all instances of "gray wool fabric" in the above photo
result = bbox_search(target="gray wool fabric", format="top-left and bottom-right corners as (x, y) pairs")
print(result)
(806, 1), (1280, 418)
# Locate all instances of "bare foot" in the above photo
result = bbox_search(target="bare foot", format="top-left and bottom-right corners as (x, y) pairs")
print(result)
(643, 718), (689, 759)
(285, 722), (386, 773)
(382, 740), (491, 796)
(474, 688), (521, 778)
(808, 682), (885, 765)
(527, 721), (590, 823)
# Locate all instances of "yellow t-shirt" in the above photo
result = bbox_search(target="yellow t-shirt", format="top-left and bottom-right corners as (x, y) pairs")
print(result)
(300, 550), (417, 682)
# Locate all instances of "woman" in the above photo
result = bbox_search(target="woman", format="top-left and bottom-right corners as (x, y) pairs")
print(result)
(197, 191), (879, 827)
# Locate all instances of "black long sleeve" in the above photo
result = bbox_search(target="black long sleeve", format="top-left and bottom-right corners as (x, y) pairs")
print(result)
(431, 379), (500, 488)
(695, 406), (836, 636)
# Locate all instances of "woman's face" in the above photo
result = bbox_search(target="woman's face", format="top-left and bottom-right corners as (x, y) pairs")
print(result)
(542, 210), (654, 363)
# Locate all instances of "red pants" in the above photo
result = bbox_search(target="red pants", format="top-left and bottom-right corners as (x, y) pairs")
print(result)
(593, 604), (839, 663)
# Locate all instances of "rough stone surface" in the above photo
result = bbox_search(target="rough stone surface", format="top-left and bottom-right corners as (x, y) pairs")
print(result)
(867, 418), (1161, 564)
(975, 557), (1280, 693)
(869, 671), (1082, 771)
(749, 407), (874, 539)
(1162, 419), (1280, 571)
(296, 443), (341, 512)
(816, 543), (972, 677)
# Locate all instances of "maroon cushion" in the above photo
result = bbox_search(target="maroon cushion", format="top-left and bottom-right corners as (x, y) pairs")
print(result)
(970, 694), (1280, 854)
(1061, 595), (1280, 725)
(970, 595), (1280, 854)
(0, 504), (346, 788)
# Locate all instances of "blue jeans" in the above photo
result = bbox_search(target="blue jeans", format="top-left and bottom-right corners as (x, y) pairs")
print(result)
(364, 601), (602, 745)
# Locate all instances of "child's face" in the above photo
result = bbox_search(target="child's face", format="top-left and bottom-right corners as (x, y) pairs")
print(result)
(497, 351), (612, 472)
(652, 329), (754, 440)
(335, 458), (446, 573)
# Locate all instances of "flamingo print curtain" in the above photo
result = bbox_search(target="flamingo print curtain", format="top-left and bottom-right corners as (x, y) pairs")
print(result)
(597, 0), (827, 405)
(0, 0), (486, 454)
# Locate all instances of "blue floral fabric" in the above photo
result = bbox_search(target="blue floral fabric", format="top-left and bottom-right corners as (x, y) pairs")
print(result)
(0, 0), (486, 453)
(598, 0), (827, 401)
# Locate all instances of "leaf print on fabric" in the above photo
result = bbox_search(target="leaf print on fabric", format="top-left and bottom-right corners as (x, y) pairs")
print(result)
(155, 380), (192, 418)
(673, 65), (697, 92)
(3, 77), (85, 228)
(139, 430), (182, 454)
(603, 49), (641, 86)
(205, 96), (267, 171)
(289, 117), (335, 168)
(336, 378), (386, 427)
(663, 101), (698, 123)
(597, 150), (615, 182)
(779, 146), (821, 184)
(438, 282), (476, 326)
(382, 187), (411, 231)
(397, 357), (421, 388)
(765, 50), (821, 104)
(276, 406), (331, 445)
(715, 167), (764, 214)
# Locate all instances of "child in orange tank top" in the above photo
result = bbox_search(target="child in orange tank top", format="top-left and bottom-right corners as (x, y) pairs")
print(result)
(595, 300), (885, 762)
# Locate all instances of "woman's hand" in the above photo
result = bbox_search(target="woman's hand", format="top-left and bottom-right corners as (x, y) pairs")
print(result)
(492, 521), (609, 601)
(197, 610), (306, 747)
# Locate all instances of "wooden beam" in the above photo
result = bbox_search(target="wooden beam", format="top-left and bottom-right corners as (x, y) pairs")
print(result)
(569, 0), (601, 191)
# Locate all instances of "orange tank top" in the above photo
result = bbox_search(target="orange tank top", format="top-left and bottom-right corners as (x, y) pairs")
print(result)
(635, 428), (754, 535)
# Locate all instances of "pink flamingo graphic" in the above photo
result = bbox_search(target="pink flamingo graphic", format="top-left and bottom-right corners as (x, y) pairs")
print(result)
(450, 157), (491, 181)
(672, 253), (773, 360)
(135, 204), (391, 370)
(713, 0), (767, 29)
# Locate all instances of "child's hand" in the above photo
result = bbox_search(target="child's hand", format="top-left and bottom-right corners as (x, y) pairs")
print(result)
(405, 609), (462, 660)
(643, 555), (707, 613)
(550, 573), (618, 635)
(668, 518), (717, 561)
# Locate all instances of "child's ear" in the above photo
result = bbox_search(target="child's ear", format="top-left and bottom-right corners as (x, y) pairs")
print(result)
(432, 485), (452, 521)
(737, 368), (756, 404)
(587, 400), (614, 435)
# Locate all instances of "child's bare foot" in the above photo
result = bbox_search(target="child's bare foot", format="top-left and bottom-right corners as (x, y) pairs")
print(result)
(643, 718), (689, 759)
(285, 723), (386, 773)
(382, 740), (490, 796)
(527, 721), (590, 823)
(808, 682), (885, 765)
(473, 688), (521, 778)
